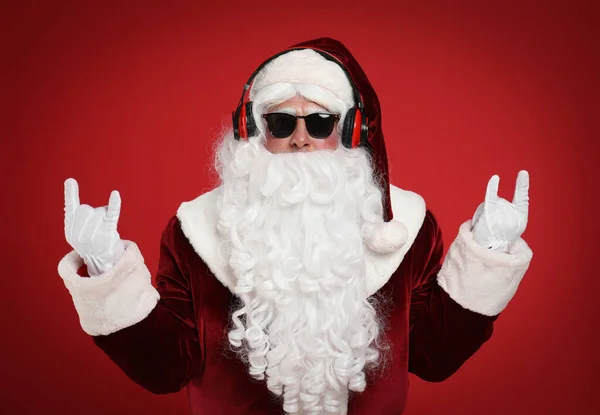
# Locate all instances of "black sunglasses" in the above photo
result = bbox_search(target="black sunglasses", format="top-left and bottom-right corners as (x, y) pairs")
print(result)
(262, 112), (340, 139)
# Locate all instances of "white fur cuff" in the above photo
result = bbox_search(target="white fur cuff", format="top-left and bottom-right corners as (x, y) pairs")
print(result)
(57, 241), (160, 336)
(437, 220), (533, 316)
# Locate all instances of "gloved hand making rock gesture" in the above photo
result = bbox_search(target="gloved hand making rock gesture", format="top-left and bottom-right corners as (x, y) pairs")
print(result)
(471, 170), (530, 252)
(63, 178), (125, 277)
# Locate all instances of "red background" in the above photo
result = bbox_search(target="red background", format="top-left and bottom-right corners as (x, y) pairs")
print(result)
(2, 0), (599, 414)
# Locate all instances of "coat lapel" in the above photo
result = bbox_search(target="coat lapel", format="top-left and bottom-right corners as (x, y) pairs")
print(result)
(177, 185), (426, 298)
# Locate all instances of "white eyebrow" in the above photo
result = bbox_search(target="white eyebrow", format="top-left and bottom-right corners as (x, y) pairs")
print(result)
(304, 107), (333, 115)
(269, 106), (333, 116)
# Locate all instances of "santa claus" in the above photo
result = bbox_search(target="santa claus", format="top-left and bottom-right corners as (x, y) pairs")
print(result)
(58, 38), (533, 414)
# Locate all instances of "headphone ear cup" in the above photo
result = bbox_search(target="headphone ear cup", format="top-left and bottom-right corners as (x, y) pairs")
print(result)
(360, 110), (369, 145)
(232, 107), (241, 140)
(341, 107), (356, 148)
(245, 102), (257, 138)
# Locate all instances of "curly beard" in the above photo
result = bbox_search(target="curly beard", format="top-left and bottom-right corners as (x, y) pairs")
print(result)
(215, 132), (386, 414)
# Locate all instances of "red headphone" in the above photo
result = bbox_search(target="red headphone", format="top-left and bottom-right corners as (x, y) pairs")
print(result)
(232, 47), (369, 149)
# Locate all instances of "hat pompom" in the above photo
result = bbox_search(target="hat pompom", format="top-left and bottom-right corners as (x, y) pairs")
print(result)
(362, 221), (408, 254)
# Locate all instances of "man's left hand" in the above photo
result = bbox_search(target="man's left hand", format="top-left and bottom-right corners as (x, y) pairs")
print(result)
(471, 170), (530, 252)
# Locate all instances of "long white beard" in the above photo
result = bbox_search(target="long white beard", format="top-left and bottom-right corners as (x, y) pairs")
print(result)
(215, 133), (385, 414)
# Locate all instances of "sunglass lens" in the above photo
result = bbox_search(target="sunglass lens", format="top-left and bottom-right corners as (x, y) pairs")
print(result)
(265, 113), (296, 138)
(305, 113), (337, 138)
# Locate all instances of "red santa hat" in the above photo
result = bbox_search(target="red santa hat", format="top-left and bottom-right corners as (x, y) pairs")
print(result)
(248, 37), (407, 254)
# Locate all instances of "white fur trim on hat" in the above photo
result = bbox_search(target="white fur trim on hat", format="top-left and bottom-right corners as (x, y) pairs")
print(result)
(362, 220), (408, 254)
(249, 49), (354, 105)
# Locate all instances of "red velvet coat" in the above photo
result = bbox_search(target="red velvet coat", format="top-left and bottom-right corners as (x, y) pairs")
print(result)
(88, 209), (499, 414)
(58, 37), (533, 415)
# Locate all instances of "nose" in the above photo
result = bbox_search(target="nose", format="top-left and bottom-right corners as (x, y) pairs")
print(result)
(289, 119), (311, 151)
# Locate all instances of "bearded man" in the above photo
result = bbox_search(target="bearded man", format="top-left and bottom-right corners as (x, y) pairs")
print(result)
(58, 38), (533, 414)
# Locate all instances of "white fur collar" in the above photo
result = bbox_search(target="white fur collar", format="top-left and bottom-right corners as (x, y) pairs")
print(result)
(176, 185), (426, 298)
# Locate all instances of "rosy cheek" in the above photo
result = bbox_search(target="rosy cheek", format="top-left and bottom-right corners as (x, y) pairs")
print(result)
(265, 135), (292, 153)
(314, 133), (340, 150)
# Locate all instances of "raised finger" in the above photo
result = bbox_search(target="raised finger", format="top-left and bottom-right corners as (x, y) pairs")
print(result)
(485, 175), (500, 203)
(64, 178), (80, 216)
(105, 190), (121, 229)
(512, 170), (530, 207)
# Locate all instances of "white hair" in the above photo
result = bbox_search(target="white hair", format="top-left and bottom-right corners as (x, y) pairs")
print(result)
(214, 128), (388, 414)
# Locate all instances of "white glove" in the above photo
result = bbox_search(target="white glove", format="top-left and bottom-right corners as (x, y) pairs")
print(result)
(63, 178), (126, 277)
(471, 170), (530, 252)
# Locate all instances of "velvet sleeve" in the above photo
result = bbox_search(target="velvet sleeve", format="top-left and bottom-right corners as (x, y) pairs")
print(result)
(407, 210), (498, 382)
(92, 216), (203, 394)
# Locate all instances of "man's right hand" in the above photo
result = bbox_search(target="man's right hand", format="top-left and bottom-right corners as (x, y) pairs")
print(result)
(64, 178), (126, 277)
